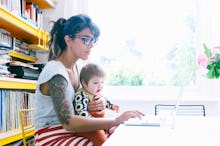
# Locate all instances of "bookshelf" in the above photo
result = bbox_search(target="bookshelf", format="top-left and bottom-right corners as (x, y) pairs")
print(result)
(0, 6), (49, 50)
(0, 0), (57, 145)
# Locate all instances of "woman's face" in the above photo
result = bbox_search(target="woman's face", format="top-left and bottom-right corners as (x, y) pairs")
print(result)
(83, 76), (104, 96)
(69, 28), (96, 60)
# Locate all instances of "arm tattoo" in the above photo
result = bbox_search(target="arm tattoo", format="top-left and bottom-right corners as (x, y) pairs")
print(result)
(48, 75), (73, 125)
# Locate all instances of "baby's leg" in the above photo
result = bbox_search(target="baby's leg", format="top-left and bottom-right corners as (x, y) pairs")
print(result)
(76, 130), (107, 146)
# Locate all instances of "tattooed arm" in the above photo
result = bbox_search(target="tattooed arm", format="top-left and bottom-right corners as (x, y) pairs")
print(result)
(48, 74), (74, 126)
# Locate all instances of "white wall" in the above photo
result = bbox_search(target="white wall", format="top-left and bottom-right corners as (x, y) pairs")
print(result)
(110, 98), (220, 117)
(42, 0), (88, 24)
(41, 0), (74, 32)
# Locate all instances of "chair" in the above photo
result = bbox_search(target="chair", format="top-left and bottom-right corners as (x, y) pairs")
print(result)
(19, 108), (35, 146)
(155, 104), (206, 116)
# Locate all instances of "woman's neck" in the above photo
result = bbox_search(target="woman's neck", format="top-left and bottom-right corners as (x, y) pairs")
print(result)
(57, 53), (77, 69)
(57, 55), (80, 91)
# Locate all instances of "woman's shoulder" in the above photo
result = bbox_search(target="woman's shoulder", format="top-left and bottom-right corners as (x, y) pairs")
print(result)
(42, 60), (64, 72)
(45, 60), (64, 68)
(38, 60), (68, 82)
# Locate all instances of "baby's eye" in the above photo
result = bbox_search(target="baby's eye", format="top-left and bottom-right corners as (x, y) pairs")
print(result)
(93, 82), (99, 85)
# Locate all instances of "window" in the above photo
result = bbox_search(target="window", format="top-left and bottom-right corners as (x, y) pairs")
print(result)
(88, 0), (197, 87)
(84, 0), (220, 99)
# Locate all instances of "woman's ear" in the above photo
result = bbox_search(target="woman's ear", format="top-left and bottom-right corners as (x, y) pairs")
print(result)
(64, 35), (72, 46)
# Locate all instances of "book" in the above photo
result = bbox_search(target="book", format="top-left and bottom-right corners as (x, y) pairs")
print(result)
(26, 2), (35, 22)
(1, 90), (6, 132)
(20, 0), (26, 17)
(0, 90), (2, 132)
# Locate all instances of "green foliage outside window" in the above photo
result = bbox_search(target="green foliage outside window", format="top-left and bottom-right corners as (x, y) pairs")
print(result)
(107, 66), (144, 86)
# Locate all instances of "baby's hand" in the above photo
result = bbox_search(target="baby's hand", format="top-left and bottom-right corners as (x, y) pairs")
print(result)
(112, 104), (120, 112)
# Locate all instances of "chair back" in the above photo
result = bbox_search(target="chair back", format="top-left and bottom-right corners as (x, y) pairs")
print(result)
(19, 108), (35, 146)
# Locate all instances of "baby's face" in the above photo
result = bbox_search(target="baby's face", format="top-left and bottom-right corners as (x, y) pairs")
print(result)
(86, 76), (104, 96)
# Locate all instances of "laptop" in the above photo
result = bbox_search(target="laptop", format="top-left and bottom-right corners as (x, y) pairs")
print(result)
(123, 115), (160, 126)
(173, 85), (184, 116)
(123, 86), (184, 127)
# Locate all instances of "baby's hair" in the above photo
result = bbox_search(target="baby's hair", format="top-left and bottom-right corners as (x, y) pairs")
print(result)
(80, 63), (106, 85)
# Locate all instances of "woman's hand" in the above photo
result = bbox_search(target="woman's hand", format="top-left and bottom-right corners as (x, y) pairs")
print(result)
(88, 95), (106, 112)
(114, 110), (145, 126)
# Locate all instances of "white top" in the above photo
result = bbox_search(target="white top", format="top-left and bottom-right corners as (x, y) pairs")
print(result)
(34, 60), (75, 129)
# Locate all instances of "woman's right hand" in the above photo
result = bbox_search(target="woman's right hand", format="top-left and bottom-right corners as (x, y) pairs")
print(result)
(88, 95), (106, 112)
(114, 110), (145, 126)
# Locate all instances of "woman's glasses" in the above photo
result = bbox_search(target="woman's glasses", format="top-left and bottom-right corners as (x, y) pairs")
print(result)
(74, 35), (96, 46)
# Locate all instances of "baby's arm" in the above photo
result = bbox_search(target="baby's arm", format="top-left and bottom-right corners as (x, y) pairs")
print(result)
(105, 97), (120, 112)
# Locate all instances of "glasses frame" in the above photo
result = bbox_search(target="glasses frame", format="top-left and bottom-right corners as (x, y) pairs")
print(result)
(73, 35), (96, 46)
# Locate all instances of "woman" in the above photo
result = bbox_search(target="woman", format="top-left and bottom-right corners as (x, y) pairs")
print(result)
(34, 14), (144, 146)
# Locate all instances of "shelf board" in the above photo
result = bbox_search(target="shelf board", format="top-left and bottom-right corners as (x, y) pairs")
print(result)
(8, 50), (38, 63)
(26, 0), (57, 9)
(0, 128), (34, 145)
(0, 6), (49, 50)
(0, 77), (37, 90)
(28, 44), (49, 51)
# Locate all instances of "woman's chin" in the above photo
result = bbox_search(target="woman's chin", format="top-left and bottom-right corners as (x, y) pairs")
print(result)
(81, 56), (89, 60)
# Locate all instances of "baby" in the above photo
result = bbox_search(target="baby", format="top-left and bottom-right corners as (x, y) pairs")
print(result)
(73, 63), (119, 146)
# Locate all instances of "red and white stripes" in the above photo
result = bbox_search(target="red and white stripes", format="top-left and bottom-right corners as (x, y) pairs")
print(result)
(34, 124), (93, 146)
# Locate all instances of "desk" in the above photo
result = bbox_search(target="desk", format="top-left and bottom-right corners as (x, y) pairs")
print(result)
(103, 116), (220, 146)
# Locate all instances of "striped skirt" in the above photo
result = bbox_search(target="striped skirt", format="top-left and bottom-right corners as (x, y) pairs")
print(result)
(34, 124), (94, 146)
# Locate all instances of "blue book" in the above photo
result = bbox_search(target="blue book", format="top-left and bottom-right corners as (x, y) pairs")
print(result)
(1, 90), (6, 132)
(0, 90), (2, 132)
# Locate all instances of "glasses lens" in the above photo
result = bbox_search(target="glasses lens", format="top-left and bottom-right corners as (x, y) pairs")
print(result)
(82, 37), (92, 45)
(75, 35), (96, 46)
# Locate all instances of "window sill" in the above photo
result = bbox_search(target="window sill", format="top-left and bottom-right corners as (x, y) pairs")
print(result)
(103, 86), (220, 102)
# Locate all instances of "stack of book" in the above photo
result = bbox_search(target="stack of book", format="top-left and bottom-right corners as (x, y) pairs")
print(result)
(7, 61), (43, 80)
